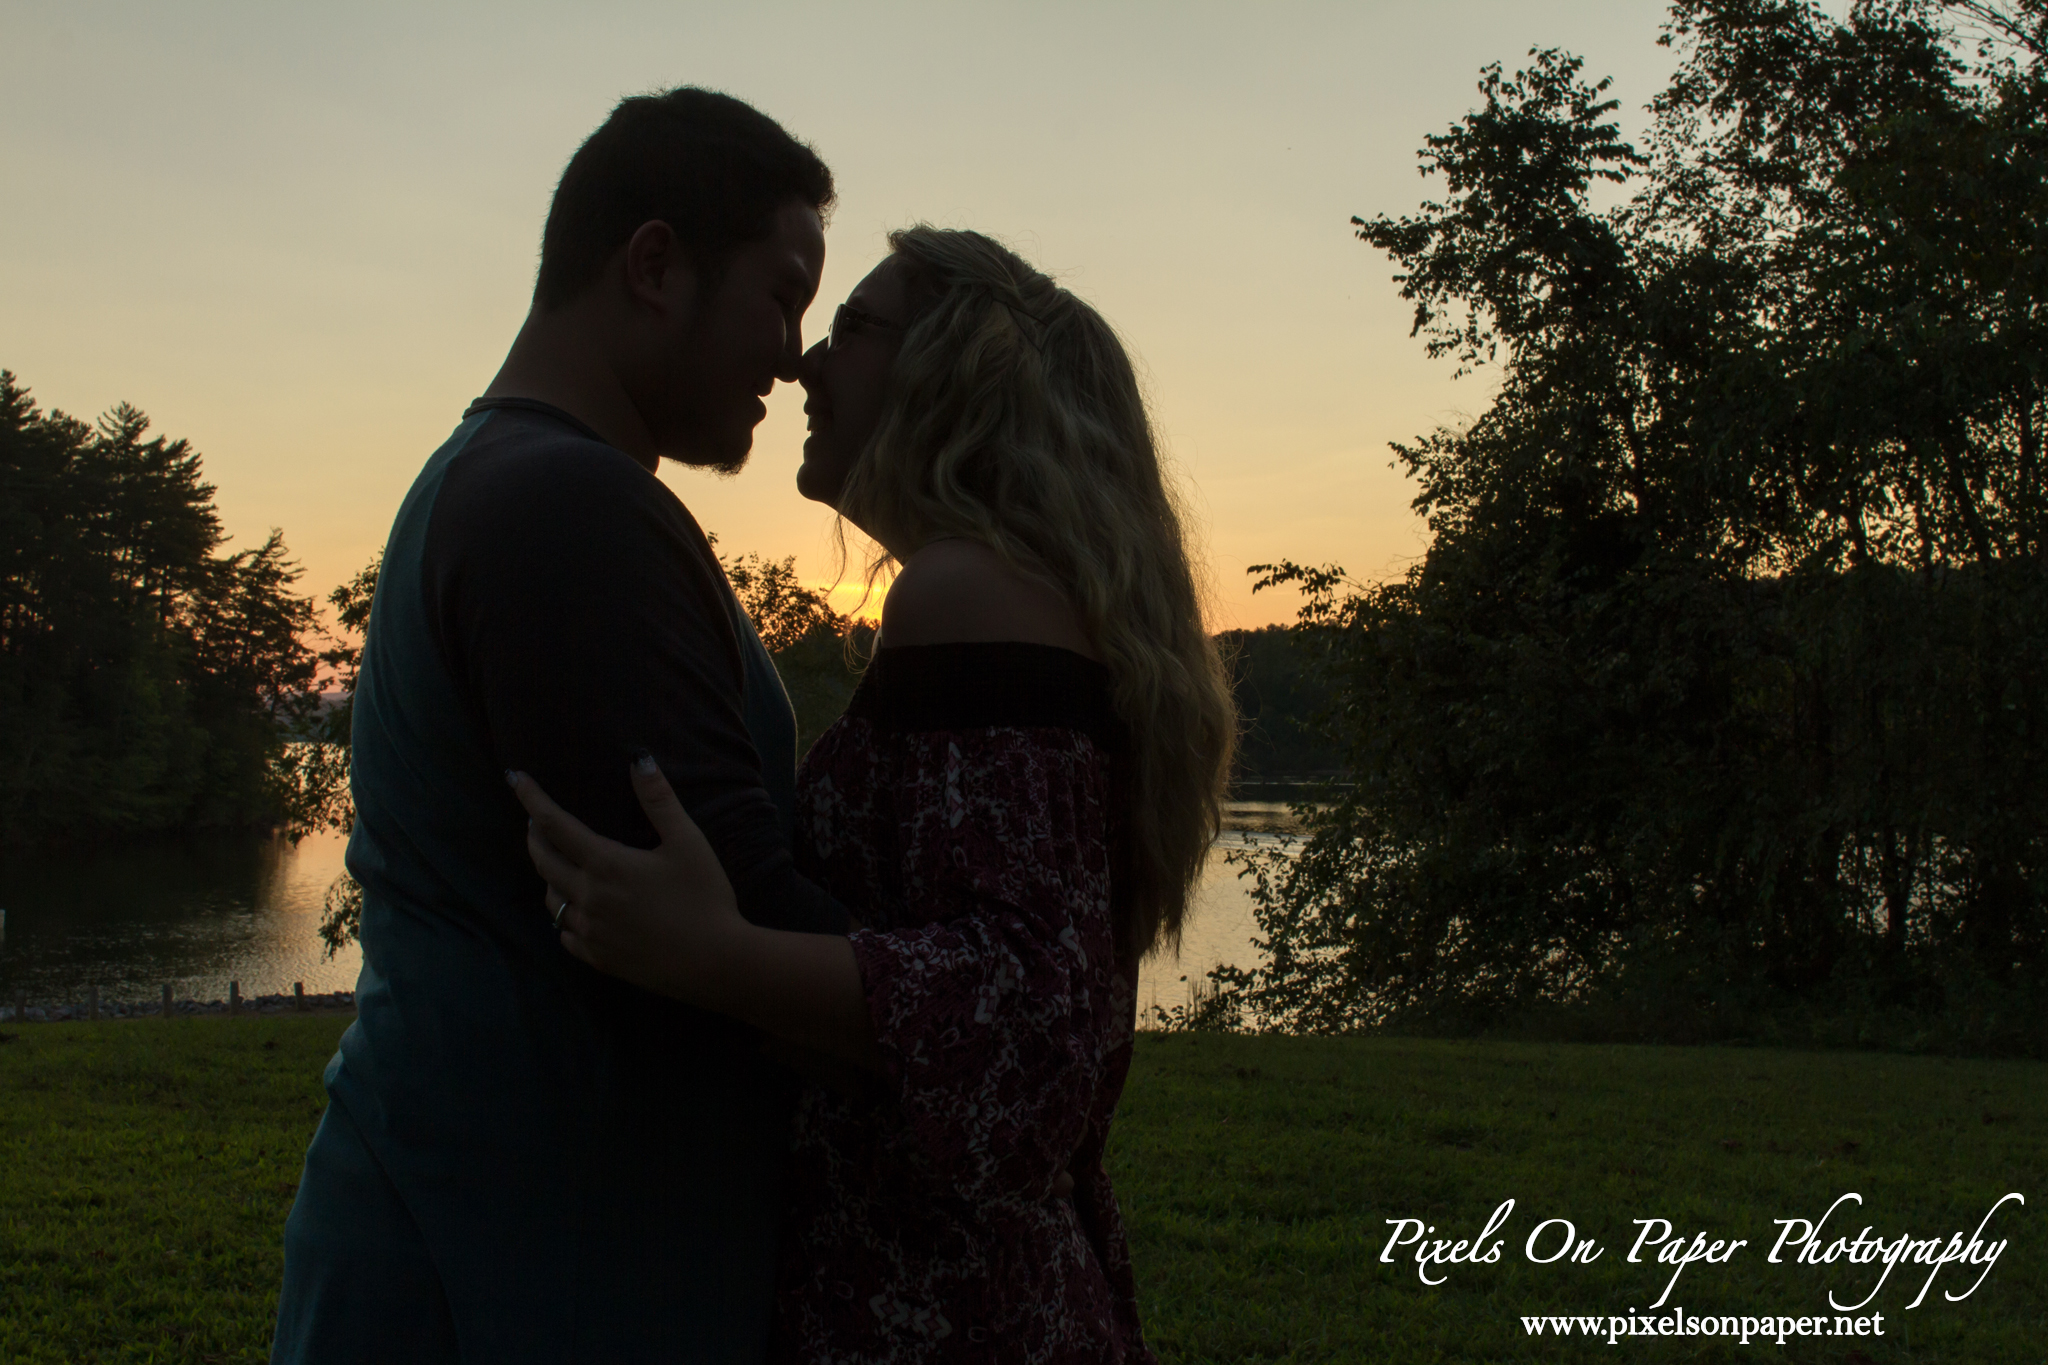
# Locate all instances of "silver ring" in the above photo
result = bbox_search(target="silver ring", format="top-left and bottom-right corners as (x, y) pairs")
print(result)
(551, 900), (570, 930)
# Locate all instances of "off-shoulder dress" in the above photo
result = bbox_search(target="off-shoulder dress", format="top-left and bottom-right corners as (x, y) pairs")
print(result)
(768, 642), (1156, 1365)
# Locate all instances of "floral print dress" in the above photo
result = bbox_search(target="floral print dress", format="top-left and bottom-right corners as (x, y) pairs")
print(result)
(768, 642), (1156, 1365)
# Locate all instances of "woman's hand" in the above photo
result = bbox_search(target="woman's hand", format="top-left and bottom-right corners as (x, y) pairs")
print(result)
(510, 756), (884, 1073)
(506, 756), (749, 1009)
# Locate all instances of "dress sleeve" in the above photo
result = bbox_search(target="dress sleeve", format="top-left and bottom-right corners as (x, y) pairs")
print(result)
(849, 726), (1121, 1204)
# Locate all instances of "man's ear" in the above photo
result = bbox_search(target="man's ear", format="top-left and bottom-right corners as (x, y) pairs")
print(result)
(620, 219), (699, 319)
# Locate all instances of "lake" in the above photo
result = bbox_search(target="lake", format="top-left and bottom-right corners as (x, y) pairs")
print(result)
(0, 805), (1300, 1015)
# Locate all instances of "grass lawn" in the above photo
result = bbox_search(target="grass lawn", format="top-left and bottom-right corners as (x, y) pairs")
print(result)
(0, 1019), (2040, 1363)
(1117, 1034), (2043, 1363)
(1, 1016), (338, 1364)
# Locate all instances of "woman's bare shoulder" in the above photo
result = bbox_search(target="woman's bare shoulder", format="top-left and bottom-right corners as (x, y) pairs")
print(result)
(881, 539), (1097, 657)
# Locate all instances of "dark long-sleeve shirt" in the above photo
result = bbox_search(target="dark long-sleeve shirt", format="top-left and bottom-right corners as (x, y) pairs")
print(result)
(322, 398), (844, 1361)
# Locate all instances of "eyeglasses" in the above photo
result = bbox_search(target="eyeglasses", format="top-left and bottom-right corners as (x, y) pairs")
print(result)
(829, 302), (906, 348)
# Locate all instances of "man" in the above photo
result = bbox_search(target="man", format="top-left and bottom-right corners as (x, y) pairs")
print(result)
(273, 89), (844, 1363)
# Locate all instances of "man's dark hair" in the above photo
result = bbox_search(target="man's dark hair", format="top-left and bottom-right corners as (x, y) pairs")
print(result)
(534, 88), (834, 311)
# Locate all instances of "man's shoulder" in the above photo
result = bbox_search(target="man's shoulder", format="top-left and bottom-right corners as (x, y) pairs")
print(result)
(411, 402), (739, 650)
(427, 403), (712, 556)
(454, 403), (665, 501)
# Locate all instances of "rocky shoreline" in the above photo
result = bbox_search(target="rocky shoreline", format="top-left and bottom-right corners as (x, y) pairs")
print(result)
(6, 990), (356, 1023)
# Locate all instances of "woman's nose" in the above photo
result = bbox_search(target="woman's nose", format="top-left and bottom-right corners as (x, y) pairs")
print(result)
(793, 337), (829, 390)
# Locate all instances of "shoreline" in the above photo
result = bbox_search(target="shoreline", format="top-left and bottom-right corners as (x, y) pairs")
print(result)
(5, 989), (356, 1023)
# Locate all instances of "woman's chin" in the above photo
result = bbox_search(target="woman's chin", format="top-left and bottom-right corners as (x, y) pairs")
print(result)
(795, 461), (835, 506)
(796, 445), (847, 507)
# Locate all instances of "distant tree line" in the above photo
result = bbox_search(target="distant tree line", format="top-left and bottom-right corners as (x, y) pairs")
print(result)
(304, 552), (1337, 950)
(1214, 0), (2048, 1055)
(0, 373), (329, 847)
(1217, 627), (1344, 782)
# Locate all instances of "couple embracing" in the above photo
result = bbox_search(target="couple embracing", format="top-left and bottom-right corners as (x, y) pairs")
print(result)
(272, 87), (1234, 1365)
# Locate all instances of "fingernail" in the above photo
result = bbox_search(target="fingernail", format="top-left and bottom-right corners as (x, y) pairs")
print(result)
(631, 748), (657, 775)
(504, 769), (521, 787)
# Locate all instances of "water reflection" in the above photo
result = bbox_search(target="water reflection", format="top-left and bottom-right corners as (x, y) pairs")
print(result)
(0, 831), (358, 1005)
(0, 801), (1302, 1014)
(1134, 814), (1295, 1024)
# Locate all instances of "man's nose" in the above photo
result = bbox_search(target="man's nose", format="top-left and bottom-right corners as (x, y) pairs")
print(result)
(775, 320), (815, 383)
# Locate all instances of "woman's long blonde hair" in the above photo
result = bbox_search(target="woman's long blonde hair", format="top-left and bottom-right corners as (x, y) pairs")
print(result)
(837, 225), (1236, 960)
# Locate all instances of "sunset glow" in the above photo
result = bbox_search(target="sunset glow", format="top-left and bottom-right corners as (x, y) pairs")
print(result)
(4, 1), (1682, 629)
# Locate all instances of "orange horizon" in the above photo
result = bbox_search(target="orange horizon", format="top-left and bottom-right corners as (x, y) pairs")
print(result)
(5, 2), (1679, 639)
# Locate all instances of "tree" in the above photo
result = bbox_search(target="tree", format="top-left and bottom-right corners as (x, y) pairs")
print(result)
(303, 552), (379, 957)
(720, 548), (874, 754)
(0, 373), (323, 844)
(1216, 627), (1345, 783)
(276, 550), (378, 858)
(1220, 1), (2048, 1054)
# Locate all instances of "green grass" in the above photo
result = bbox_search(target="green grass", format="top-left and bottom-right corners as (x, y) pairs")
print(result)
(0, 1016), (339, 1364)
(1115, 1034), (2046, 1363)
(1, 1021), (2041, 1363)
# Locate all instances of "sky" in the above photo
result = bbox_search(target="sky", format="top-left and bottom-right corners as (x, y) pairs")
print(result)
(2, 0), (1689, 630)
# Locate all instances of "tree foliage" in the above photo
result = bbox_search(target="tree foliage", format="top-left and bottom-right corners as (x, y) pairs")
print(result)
(1217, 627), (1345, 782)
(1220, 0), (2048, 1053)
(0, 374), (324, 845)
(721, 548), (874, 754)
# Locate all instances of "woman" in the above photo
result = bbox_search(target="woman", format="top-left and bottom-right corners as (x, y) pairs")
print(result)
(509, 226), (1234, 1361)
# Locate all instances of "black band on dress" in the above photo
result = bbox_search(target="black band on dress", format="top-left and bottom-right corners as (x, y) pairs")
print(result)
(846, 642), (1124, 746)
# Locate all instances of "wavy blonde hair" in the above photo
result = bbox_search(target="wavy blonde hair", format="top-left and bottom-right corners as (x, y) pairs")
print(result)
(837, 225), (1235, 959)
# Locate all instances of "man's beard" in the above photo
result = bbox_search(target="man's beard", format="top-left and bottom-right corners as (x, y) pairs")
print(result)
(666, 449), (750, 477)
(657, 421), (752, 477)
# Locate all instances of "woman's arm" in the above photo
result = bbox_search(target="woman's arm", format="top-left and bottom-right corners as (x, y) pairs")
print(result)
(515, 544), (1107, 1193)
(510, 760), (881, 1072)
(840, 725), (1119, 1203)
(515, 738), (1101, 1200)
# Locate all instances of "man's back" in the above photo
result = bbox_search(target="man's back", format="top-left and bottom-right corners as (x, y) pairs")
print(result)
(274, 401), (840, 1363)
